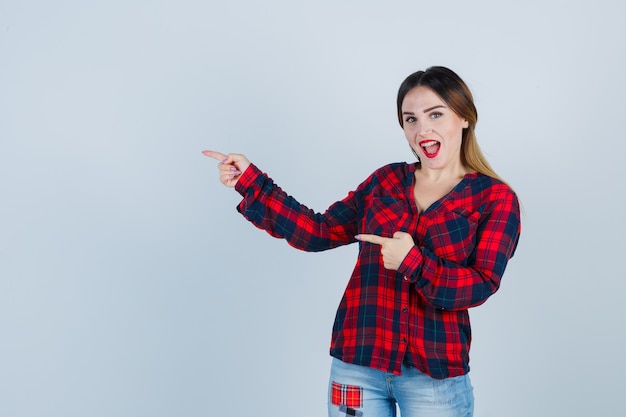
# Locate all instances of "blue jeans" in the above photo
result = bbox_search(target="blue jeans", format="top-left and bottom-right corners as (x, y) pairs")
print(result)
(327, 358), (474, 417)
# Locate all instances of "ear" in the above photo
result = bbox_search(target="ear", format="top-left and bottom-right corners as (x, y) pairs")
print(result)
(462, 119), (469, 129)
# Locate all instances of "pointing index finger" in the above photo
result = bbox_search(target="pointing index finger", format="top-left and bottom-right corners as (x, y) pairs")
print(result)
(202, 150), (227, 161)
(355, 234), (387, 245)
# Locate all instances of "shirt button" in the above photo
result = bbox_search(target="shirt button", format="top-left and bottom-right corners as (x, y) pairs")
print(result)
(403, 307), (408, 312)
(403, 276), (409, 281)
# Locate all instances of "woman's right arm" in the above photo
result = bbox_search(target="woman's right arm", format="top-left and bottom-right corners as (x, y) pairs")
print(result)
(203, 150), (359, 252)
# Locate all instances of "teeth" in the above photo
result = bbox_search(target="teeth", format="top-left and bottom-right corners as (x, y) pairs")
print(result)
(421, 141), (439, 147)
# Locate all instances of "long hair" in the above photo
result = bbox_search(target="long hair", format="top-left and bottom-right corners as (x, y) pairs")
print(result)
(396, 66), (504, 183)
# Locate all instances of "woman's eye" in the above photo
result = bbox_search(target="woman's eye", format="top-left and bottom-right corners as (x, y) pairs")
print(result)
(430, 112), (443, 119)
(405, 116), (416, 123)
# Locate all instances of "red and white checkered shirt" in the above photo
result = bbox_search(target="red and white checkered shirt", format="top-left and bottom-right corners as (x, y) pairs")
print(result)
(235, 162), (521, 379)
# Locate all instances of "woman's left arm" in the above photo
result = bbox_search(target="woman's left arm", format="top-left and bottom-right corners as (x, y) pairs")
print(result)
(399, 191), (521, 310)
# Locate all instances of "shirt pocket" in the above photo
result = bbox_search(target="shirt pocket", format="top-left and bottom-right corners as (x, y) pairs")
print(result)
(423, 208), (479, 263)
(363, 197), (408, 237)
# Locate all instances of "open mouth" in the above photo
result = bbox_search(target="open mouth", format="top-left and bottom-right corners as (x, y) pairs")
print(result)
(419, 140), (441, 158)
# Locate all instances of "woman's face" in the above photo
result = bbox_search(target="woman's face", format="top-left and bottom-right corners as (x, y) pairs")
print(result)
(401, 86), (468, 171)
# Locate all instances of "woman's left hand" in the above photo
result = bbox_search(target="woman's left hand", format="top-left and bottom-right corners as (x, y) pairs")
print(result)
(355, 232), (415, 270)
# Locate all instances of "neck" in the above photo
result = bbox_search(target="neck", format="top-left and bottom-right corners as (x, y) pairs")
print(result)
(415, 161), (469, 183)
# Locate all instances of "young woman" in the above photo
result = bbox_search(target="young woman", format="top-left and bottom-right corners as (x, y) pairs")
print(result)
(204, 66), (521, 417)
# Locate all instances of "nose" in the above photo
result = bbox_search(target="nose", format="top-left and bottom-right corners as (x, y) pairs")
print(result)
(416, 118), (433, 137)
(419, 125), (433, 137)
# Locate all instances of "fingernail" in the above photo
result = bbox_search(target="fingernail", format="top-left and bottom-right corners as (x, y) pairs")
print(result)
(354, 235), (362, 241)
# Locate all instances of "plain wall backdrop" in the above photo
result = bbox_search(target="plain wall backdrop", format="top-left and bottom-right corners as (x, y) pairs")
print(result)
(1, 1), (624, 416)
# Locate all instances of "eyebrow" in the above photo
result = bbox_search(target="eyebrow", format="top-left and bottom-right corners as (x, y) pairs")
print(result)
(423, 105), (445, 113)
(402, 105), (446, 116)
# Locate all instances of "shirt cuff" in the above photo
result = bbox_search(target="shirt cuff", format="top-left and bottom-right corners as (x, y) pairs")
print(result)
(234, 163), (260, 196)
(397, 246), (424, 284)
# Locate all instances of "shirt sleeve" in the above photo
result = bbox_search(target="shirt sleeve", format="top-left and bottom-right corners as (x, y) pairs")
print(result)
(397, 187), (521, 311)
(233, 163), (359, 252)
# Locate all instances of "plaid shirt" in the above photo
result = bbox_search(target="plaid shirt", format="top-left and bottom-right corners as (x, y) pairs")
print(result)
(235, 162), (521, 379)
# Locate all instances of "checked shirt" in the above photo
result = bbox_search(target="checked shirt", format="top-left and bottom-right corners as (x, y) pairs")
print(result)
(235, 162), (521, 379)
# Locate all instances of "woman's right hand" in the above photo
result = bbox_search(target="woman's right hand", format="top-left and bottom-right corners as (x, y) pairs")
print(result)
(202, 150), (251, 188)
